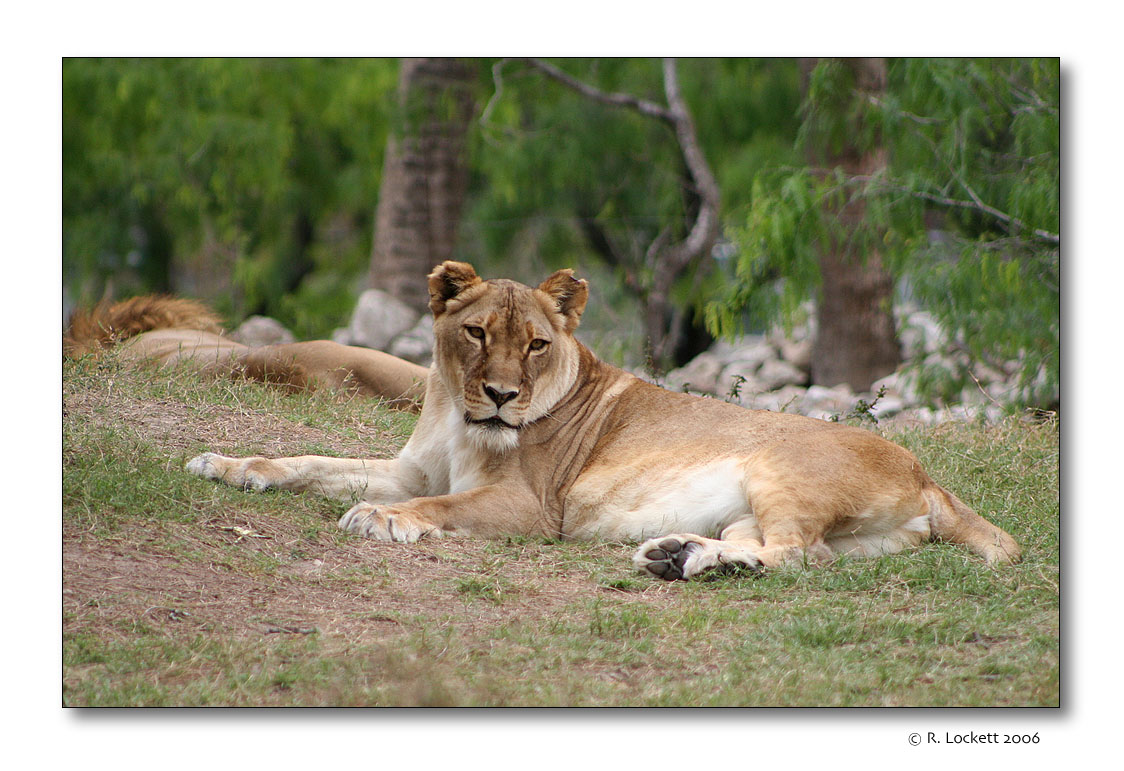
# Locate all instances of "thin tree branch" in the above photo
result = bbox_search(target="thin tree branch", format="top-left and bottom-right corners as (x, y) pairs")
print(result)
(843, 173), (1060, 246)
(867, 95), (943, 125)
(660, 57), (721, 275)
(479, 58), (508, 126)
(900, 116), (1060, 245)
(519, 58), (675, 123)
(513, 56), (721, 273)
(909, 188), (1059, 245)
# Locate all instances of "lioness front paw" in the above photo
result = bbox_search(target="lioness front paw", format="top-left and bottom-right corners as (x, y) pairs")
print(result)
(633, 535), (763, 581)
(185, 452), (276, 491)
(186, 452), (225, 480)
(338, 502), (444, 543)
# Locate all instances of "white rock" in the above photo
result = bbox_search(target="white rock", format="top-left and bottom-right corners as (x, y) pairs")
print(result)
(757, 359), (807, 391)
(803, 384), (856, 414)
(922, 350), (971, 375)
(718, 372), (768, 403)
(972, 363), (1008, 385)
(664, 352), (724, 395)
(389, 315), (435, 365)
(959, 384), (992, 408)
(871, 369), (924, 407)
(347, 289), (420, 351)
(870, 371), (902, 396)
(747, 384), (808, 413)
(230, 316), (295, 347)
(718, 361), (766, 395)
(777, 337), (813, 372)
(986, 380), (1018, 403)
(900, 310), (947, 357)
(766, 321), (814, 372)
(869, 395), (906, 419)
(721, 336), (776, 366)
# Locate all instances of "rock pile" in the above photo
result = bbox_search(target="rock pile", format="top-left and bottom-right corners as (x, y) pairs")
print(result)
(658, 303), (1044, 426)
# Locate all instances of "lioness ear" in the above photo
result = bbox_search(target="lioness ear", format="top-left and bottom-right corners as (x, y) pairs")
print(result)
(537, 269), (589, 333)
(428, 261), (483, 316)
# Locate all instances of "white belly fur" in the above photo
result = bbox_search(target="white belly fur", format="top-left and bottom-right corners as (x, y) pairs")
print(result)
(825, 511), (931, 558)
(564, 457), (753, 540)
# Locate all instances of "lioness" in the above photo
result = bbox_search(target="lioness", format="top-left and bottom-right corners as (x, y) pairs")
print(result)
(188, 261), (1020, 580)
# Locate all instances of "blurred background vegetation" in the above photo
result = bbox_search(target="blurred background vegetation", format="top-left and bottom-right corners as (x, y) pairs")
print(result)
(63, 57), (1058, 409)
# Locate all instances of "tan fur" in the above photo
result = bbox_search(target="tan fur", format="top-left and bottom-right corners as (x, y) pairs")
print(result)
(187, 263), (1021, 580)
(66, 296), (428, 411)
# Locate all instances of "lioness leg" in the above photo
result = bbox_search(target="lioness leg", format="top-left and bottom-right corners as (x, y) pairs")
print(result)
(186, 452), (412, 503)
(742, 431), (935, 568)
(338, 483), (550, 542)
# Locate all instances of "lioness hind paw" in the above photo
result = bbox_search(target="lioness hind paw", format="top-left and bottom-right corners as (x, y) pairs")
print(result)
(636, 538), (699, 581)
(634, 536), (765, 581)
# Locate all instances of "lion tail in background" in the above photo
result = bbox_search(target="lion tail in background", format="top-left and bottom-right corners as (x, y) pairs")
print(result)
(64, 295), (224, 358)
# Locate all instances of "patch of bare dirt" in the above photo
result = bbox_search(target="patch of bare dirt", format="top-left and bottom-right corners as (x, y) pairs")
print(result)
(63, 517), (635, 651)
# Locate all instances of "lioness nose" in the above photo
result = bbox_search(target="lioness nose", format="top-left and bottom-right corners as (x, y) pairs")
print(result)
(484, 384), (519, 407)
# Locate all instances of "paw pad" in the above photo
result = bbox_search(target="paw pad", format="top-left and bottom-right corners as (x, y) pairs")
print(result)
(642, 538), (696, 581)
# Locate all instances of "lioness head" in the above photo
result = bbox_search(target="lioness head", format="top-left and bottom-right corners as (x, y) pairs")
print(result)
(427, 261), (588, 453)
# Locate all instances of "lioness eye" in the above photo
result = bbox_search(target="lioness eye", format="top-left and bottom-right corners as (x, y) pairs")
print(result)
(466, 326), (485, 340)
(529, 339), (549, 351)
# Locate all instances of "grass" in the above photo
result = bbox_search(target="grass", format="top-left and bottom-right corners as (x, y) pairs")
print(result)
(61, 349), (1059, 706)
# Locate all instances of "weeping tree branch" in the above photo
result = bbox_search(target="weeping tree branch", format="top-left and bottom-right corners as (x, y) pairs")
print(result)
(866, 99), (1061, 246)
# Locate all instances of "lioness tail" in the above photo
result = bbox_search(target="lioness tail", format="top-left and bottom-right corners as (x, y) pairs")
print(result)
(925, 484), (1021, 565)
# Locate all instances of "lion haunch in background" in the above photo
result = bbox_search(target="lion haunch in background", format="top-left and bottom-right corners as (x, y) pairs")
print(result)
(185, 262), (1020, 580)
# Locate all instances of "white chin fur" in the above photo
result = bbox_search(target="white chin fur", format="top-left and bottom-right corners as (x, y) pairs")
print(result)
(465, 423), (521, 453)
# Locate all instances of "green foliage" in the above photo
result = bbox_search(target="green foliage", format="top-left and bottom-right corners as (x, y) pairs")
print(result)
(798, 58), (884, 161)
(711, 58), (1059, 408)
(64, 58), (804, 354)
(828, 385), (888, 426)
(64, 58), (398, 337)
(465, 58), (802, 308)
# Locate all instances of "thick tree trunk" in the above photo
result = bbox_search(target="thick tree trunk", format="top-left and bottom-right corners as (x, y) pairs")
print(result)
(813, 238), (900, 391)
(805, 57), (900, 391)
(368, 58), (474, 315)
